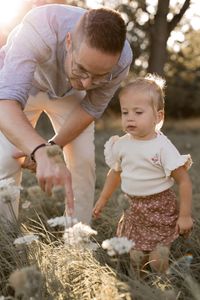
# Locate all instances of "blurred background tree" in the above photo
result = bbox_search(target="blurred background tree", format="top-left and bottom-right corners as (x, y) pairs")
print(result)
(0, 0), (199, 118)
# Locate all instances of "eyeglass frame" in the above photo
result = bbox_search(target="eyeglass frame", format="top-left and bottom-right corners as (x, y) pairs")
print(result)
(69, 42), (113, 84)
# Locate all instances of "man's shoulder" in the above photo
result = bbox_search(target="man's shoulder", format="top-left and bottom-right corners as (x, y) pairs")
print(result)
(15, 4), (86, 49)
(118, 40), (133, 69)
(22, 4), (86, 37)
(24, 4), (86, 20)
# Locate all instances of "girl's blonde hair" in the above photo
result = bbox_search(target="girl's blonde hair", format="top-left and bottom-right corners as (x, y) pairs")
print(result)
(119, 73), (166, 112)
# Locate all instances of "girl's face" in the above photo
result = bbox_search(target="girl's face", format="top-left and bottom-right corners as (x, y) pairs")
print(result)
(120, 90), (163, 140)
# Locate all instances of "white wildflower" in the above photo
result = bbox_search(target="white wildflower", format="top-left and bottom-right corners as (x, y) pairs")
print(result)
(22, 200), (31, 209)
(63, 222), (97, 249)
(102, 237), (134, 256)
(47, 216), (78, 227)
(0, 178), (22, 202)
(0, 178), (15, 189)
(14, 234), (39, 245)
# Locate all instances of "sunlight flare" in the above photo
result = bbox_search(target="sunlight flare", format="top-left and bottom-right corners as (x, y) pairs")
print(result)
(0, 0), (24, 26)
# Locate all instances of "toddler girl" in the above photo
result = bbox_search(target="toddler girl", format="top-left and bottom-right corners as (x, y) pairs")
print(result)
(93, 74), (193, 273)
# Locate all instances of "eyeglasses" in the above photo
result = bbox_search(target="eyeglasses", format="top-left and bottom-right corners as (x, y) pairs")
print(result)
(70, 44), (113, 84)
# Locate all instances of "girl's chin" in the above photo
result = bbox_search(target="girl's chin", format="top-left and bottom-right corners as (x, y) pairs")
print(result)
(126, 128), (137, 135)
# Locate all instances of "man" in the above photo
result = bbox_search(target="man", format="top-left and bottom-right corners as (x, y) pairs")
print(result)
(0, 4), (132, 224)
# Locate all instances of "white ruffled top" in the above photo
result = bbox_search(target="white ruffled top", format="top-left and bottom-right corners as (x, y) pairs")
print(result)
(104, 132), (192, 196)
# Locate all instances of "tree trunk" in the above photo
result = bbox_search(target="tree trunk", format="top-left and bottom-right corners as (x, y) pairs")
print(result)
(148, 0), (170, 76)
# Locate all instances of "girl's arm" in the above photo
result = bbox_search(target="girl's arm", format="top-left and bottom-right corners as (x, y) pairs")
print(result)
(93, 169), (121, 218)
(171, 166), (193, 236)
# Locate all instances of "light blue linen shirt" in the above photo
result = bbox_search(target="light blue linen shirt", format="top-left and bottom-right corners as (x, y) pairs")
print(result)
(0, 4), (133, 118)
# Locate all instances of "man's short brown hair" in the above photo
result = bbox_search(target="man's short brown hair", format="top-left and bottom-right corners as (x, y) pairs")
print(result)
(75, 8), (126, 54)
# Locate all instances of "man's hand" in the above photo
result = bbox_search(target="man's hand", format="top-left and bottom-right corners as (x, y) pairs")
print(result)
(35, 145), (74, 215)
(13, 146), (74, 215)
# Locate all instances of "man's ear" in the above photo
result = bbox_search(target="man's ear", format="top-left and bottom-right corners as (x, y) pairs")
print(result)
(66, 32), (72, 50)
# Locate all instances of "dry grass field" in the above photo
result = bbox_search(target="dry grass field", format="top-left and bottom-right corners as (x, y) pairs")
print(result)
(0, 115), (200, 299)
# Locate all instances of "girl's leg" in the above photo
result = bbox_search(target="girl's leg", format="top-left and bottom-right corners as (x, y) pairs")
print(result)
(130, 249), (149, 278)
(149, 245), (170, 273)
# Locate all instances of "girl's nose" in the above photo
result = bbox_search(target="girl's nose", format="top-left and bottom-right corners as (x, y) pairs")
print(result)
(127, 114), (134, 121)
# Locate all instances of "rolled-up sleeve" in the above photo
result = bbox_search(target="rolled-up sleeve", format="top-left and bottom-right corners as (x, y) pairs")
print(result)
(0, 20), (50, 108)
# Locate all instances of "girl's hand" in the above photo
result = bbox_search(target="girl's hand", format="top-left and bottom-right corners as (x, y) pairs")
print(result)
(92, 200), (105, 219)
(175, 216), (193, 237)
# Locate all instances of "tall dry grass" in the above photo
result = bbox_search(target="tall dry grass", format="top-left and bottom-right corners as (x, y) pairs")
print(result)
(0, 121), (200, 299)
(0, 182), (199, 300)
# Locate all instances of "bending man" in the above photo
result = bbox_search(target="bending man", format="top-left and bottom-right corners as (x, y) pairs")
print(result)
(0, 4), (132, 224)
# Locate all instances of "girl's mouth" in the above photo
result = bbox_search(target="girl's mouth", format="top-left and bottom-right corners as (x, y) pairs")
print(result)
(127, 125), (136, 130)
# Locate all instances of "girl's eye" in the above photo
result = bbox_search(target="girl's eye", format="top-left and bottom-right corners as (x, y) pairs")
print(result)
(122, 111), (128, 115)
(136, 111), (143, 115)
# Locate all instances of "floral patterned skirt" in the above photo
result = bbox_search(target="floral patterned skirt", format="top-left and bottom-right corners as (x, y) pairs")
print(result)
(116, 189), (179, 251)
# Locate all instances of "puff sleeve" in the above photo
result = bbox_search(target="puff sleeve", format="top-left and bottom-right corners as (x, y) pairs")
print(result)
(160, 138), (192, 177)
(104, 136), (121, 171)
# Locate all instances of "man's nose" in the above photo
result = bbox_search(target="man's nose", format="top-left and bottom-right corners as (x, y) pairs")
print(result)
(80, 77), (92, 89)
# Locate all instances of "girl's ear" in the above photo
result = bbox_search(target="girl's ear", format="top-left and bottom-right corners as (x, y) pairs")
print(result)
(66, 32), (72, 51)
(156, 110), (164, 130)
(157, 110), (164, 123)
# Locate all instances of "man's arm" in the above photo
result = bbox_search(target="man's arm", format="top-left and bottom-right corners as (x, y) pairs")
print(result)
(52, 104), (94, 147)
(0, 99), (75, 214)
(0, 100), (45, 153)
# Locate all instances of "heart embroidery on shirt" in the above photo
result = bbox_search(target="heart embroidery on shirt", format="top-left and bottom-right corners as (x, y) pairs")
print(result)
(151, 153), (160, 165)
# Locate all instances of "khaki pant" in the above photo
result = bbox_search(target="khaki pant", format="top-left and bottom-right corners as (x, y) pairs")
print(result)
(0, 91), (95, 224)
